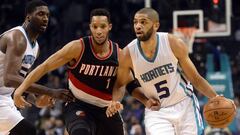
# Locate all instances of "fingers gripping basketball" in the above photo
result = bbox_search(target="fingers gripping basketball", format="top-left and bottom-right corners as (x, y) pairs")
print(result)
(203, 96), (237, 128)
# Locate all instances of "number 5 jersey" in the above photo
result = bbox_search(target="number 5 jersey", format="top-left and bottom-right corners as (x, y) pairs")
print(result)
(128, 32), (194, 107)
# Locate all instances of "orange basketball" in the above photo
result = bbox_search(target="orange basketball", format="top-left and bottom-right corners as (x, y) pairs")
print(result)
(203, 96), (236, 128)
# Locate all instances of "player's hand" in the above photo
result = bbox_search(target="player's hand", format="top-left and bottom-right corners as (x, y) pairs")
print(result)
(35, 95), (56, 108)
(51, 89), (75, 102)
(14, 92), (32, 109)
(145, 98), (161, 111)
(106, 101), (123, 118)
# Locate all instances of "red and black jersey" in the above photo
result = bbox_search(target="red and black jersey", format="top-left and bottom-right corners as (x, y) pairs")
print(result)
(67, 36), (119, 107)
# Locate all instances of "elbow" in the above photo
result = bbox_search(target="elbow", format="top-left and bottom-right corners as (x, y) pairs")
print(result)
(3, 74), (22, 88)
(4, 75), (14, 87)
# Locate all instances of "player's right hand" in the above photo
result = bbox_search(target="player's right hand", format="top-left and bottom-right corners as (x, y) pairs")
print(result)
(145, 98), (161, 111)
(106, 101), (123, 117)
(51, 89), (75, 102)
(14, 92), (32, 109)
(35, 95), (56, 108)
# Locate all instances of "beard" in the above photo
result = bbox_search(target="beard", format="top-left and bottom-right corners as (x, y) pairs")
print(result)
(29, 22), (46, 34)
(137, 26), (153, 41)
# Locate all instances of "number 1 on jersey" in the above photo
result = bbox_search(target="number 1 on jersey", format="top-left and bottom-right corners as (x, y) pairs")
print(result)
(154, 80), (170, 99)
(106, 78), (111, 89)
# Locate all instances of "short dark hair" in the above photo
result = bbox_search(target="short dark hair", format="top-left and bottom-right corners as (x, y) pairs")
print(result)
(136, 8), (159, 22)
(25, 0), (48, 16)
(90, 8), (111, 23)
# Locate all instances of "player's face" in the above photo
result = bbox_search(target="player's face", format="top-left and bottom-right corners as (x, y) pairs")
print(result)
(28, 6), (49, 33)
(90, 16), (112, 46)
(133, 13), (155, 41)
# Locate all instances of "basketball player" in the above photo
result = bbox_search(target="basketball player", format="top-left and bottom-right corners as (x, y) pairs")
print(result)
(0, 1), (73, 135)
(106, 8), (219, 135)
(14, 8), (150, 135)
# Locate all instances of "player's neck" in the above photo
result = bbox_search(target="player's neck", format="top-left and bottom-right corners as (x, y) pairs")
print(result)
(22, 22), (39, 43)
(139, 34), (158, 59)
(140, 34), (157, 52)
(91, 38), (110, 57)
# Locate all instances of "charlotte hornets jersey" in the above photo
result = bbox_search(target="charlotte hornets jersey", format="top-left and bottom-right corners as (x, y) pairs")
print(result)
(0, 26), (39, 106)
(128, 32), (193, 107)
(68, 36), (119, 107)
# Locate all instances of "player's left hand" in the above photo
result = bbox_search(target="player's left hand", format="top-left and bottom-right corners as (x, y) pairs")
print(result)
(14, 92), (32, 109)
(35, 95), (56, 108)
(106, 101), (123, 117)
(145, 98), (161, 111)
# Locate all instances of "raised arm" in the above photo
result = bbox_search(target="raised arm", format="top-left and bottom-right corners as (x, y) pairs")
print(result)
(14, 39), (83, 108)
(168, 34), (217, 98)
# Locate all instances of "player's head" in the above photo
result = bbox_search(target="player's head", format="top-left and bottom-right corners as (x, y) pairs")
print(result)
(90, 8), (112, 46)
(25, 0), (49, 33)
(134, 8), (160, 41)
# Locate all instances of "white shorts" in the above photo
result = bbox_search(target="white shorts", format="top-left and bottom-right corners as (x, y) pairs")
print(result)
(144, 95), (204, 135)
(0, 104), (23, 134)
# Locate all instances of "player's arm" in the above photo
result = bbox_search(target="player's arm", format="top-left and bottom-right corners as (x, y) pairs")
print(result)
(168, 34), (218, 98)
(107, 48), (160, 117)
(107, 48), (141, 117)
(3, 31), (28, 87)
(112, 47), (148, 102)
(127, 80), (160, 110)
(3, 31), (53, 96)
(13, 40), (82, 108)
(3, 31), (61, 97)
(2, 31), (63, 108)
(111, 48), (132, 101)
(119, 48), (158, 107)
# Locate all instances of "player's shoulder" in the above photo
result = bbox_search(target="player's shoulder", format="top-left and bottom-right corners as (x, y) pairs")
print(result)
(1, 27), (25, 41)
(67, 39), (82, 49)
(167, 33), (186, 49)
(167, 33), (189, 58)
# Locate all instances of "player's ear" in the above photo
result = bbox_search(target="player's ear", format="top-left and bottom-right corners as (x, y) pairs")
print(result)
(26, 15), (31, 22)
(108, 23), (112, 31)
(154, 22), (160, 31)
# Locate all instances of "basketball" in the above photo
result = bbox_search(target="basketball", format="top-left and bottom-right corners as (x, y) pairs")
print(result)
(203, 96), (237, 128)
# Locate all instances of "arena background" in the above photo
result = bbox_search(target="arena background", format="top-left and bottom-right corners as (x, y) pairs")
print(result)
(0, 0), (240, 135)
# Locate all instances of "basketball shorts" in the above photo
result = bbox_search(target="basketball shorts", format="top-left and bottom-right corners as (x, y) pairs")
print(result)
(0, 104), (23, 134)
(63, 100), (125, 135)
(144, 95), (204, 135)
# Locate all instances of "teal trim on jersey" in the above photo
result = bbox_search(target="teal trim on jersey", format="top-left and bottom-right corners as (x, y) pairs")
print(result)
(180, 82), (203, 135)
(23, 26), (36, 49)
(179, 82), (191, 97)
(191, 95), (204, 135)
(137, 34), (159, 63)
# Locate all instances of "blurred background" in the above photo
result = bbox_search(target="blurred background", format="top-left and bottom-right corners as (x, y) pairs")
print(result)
(1, 0), (240, 135)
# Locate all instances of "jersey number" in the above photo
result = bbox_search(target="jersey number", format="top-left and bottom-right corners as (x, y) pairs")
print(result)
(154, 80), (170, 99)
(106, 78), (111, 89)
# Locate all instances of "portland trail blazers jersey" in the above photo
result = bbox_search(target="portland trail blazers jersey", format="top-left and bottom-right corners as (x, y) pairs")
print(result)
(0, 26), (39, 106)
(68, 36), (119, 107)
(128, 32), (194, 107)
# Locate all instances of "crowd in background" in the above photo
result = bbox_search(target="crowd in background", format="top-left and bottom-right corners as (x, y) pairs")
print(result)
(1, 0), (240, 135)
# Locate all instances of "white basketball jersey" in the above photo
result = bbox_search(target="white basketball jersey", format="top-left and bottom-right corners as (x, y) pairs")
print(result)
(0, 26), (39, 107)
(128, 32), (193, 107)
